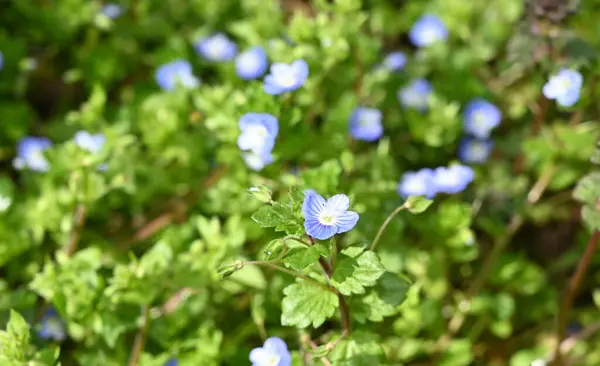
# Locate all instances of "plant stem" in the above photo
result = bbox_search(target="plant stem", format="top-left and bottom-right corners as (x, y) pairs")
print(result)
(370, 204), (406, 251)
(245, 261), (335, 293)
(66, 204), (87, 257)
(318, 257), (352, 335)
(128, 305), (150, 366)
(553, 230), (600, 365)
(331, 236), (338, 271)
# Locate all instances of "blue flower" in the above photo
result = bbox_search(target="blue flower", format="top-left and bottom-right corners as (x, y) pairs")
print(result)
(398, 79), (432, 111)
(263, 59), (309, 95)
(236, 46), (268, 80)
(409, 14), (448, 47)
(463, 99), (501, 139)
(164, 358), (178, 366)
(13, 136), (52, 172)
(383, 51), (407, 72)
(397, 168), (436, 198)
(243, 150), (274, 171)
(250, 337), (292, 366)
(155, 60), (200, 91)
(237, 113), (279, 155)
(458, 137), (493, 164)
(0, 51), (3, 71)
(38, 308), (66, 341)
(432, 164), (474, 194)
(74, 131), (106, 154)
(194, 33), (237, 62)
(542, 68), (583, 107)
(303, 188), (317, 196)
(349, 107), (383, 141)
(101, 3), (124, 19)
(302, 192), (359, 240)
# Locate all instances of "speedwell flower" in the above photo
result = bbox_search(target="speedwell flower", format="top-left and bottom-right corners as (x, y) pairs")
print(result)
(398, 78), (432, 111)
(463, 99), (501, 139)
(164, 358), (178, 366)
(542, 68), (583, 107)
(101, 3), (124, 19)
(349, 107), (383, 141)
(250, 337), (292, 366)
(263, 59), (309, 95)
(74, 131), (106, 154)
(243, 150), (274, 171)
(237, 113), (279, 155)
(13, 136), (52, 172)
(155, 60), (200, 91)
(408, 14), (448, 48)
(397, 168), (436, 198)
(236, 46), (268, 80)
(383, 51), (407, 72)
(432, 164), (475, 194)
(458, 137), (493, 164)
(38, 308), (66, 341)
(302, 192), (359, 240)
(0, 51), (3, 71)
(194, 33), (237, 62)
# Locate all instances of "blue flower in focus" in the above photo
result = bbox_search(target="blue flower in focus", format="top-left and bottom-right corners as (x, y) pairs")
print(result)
(236, 46), (268, 80)
(349, 107), (383, 141)
(409, 14), (448, 47)
(237, 113), (279, 155)
(250, 337), (292, 366)
(383, 51), (407, 72)
(194, 33), (237, 62)
(74, 131), (106, 154)
(398, 79), (432, 111)
(38, 308), (66, 341)
(164, 358), (178, 366)
(463, 99), (501, 139)
(155, 60), (200, 91)
(101, 3), (124, 19)
(397, 169), (436, 198)
(303, 188), (317, 197)
(432, 164), (474, 194)
(542, 68), (583, 107)
(263, 59), (309, 95)
(458, 137), (493, 164)
(302, 192), (359, 240)
(13, 136), (52, 172)
(243, 150), (274, 171)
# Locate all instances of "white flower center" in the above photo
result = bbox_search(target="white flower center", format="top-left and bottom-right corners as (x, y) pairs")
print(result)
(278, 70), (297, 88)
(560, 77), (572, 90)
(266, 354), (281, 366)
(469, 143), (487, 161)
(318, 208), (338, 226)
(207, 38), (228, 59)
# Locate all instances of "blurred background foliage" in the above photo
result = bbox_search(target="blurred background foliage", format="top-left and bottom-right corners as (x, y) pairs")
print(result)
(1, 0), (600, 365)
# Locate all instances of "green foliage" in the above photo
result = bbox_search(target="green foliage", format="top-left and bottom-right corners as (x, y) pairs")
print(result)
(281, 283), (338, 328)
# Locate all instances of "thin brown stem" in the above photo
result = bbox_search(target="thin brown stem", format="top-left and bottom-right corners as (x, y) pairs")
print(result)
(307, 339), (333, 366)
(66, 204), (87, 257)
(128, 305), (150, 366)
(331, 236), (337, 271)
(370, 204), (406, 251)
(553, 230), (600, 365)
(318, 257), (351, 335)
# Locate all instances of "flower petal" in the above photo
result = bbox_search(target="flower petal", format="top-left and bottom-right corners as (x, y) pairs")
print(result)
(305, 219), (337, 240)
(292, 59), (309, 80)
(302, 193), (326, 220)
(264, 337), (289, 354)
(336, 211), (359, 234)
(326, 194), (350, 212)
(249, 347), (269, 364)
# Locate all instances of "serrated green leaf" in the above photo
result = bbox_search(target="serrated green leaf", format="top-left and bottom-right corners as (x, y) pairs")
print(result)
(581, 205), (600, 231)
(574, 172), (600, 203)
(328, 331), (384, 366)
(281, 283), (337, 328)
(261, 239), (285, 261)
(283, 244), (328, 270)
(7, 310), (29, 339)
(331, 251), (385, 296)
(351, 272), (412, 323)
(405, 196), (433, 214)
(251, 205), (280, 228)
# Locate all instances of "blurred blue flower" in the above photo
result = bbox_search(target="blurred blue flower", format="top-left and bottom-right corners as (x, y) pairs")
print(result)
(164, 358), (178, 366)
(101, 3), (124, 19)
(250, 337), (292, 366)
(432, 164), (474, 194)
(458, 137), (493, 164)
(408, 14), (448, 47)
(0, 51), (3, 71)
(74, 131), (106, 154)
(237, 113), (279, 155)
(303, 188), (317, 196)
(543, 68), (583, 107)
(397, 168), (436, 198)
(349, 107), (383, 141)
(398, 78), (432, 111)
(155, 60), (200, 91)
(243, 150), (274, 171)
(463, 99), (501, 139)
(194, 33), (237, 62)
(38, 308), (66, 341)
(263, 59), (309, 95)
(236, 46), (268, 80)
(13, 136), (52, 172)
(302, 192), (359, 240)
(383, 51), (407, 72)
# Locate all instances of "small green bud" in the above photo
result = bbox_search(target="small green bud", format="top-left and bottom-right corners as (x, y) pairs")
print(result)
(405, 196), (433, 214)
(248, 186), (272, 203)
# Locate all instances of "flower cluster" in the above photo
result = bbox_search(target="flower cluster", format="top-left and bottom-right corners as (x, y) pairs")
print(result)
(543, 68), (583, 107)
(302, 191), (359, 240)
(238, 113), (279, 171)
(397, 164), (474, 199)
(458, 99), (501, 164)
(250, 337), (292, 366)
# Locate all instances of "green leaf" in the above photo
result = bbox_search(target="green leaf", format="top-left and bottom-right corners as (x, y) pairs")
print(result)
(405, 196), (433, 214)
(248, 186), (273, 203)
(217, 261), (243, 279)
(301, 160), (342, 195)
(283, 244), (329, 270)
(251, 205), (280, 228)
(331, 251), (385, 296)
(281, 283), (338, 328)
(7, 310), (29, 342)
(574, 172), (600, 204)
(581, 205), (600, 231)
(251, 203), (303, 234)
(261, 239), (285, 261)
(0, 310), (31, 362)
(328, 331), (384, 366)
(352, 272), (412, 323)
